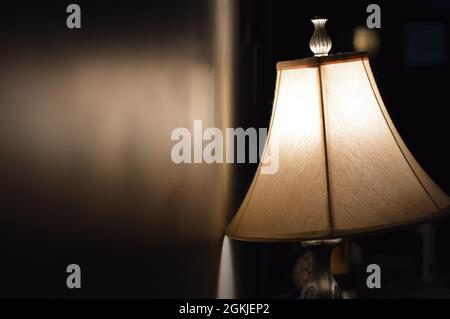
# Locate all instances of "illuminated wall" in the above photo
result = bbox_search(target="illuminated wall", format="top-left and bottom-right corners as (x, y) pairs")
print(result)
(0, 0), (236, 297)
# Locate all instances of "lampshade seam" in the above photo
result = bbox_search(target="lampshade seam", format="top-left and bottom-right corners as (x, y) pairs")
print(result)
(317, 65), (335, 236)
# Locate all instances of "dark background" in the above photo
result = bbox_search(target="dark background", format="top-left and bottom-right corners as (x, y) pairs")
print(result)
(0, 0), (449, 298)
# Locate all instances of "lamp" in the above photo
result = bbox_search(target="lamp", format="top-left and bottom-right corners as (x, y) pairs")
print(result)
(225, 18), (450, 298)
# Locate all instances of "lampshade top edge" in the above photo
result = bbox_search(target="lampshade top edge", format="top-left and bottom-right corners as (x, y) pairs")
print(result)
(277, 51), (368, 70)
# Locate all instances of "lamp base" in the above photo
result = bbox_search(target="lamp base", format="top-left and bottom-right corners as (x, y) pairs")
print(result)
(299, 239), (343, 299)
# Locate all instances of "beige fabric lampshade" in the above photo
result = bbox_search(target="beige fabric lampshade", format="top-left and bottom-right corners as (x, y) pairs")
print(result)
(226, 52), (450, 242)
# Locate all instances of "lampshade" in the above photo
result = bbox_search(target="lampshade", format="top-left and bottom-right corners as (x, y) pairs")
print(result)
(226, 52), (450, 241)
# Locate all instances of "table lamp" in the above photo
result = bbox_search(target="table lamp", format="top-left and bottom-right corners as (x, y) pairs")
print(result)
(225, 18), (450, 299)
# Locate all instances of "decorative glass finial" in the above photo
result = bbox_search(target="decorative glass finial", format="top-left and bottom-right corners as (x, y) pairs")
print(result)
(309, 18), (332, 57)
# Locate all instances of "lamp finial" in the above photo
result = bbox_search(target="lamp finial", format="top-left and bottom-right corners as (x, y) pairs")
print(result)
(309, 17), (332, 57)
